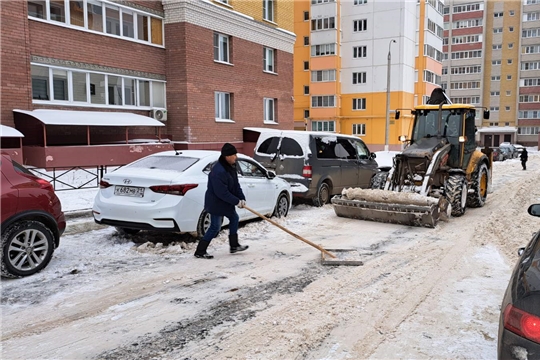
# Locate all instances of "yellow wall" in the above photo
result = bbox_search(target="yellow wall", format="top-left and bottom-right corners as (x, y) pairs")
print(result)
(293, 0), (311, 130)
(220, 0), (294, 32)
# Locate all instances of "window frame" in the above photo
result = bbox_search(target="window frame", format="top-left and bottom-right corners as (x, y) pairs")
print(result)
(263, 0), (275, 22)
(263, 47), (275, 73)
(27, 0), (164, 47)
(214, 32), (230, 64)
(352, 123), (366, 136)
(263, 97), (276, 123)
(215, 91), (231, 121)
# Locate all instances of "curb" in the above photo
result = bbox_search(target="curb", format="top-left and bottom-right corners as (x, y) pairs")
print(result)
(64, 210), (108, 235)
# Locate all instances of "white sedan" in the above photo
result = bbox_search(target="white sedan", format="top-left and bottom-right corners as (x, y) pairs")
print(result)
(93, 150), (292, 238)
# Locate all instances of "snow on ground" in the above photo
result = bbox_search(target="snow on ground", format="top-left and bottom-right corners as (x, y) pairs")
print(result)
(2, 147), (539, 360)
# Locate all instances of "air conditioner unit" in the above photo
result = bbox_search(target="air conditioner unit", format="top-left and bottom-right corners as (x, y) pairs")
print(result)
(151, 108), (168, 122)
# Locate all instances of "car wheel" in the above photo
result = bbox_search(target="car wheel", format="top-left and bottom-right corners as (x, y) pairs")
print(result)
(445, 174), (467, 217)
(115, 227), (141, 236)
(466, 163), (488, 208)
(272, 193), (290, 218)
(312, 182), (331, 207)
(196, 210), (212, 239)
(1, 220), (55, 278)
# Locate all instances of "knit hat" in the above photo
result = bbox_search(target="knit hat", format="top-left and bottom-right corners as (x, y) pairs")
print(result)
(221, 143), (237, 157)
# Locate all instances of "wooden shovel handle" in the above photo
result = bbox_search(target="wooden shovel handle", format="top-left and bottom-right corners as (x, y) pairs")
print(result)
(243, 205), (336, 258)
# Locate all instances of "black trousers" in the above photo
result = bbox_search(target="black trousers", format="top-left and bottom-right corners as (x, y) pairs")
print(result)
(522, 160), (527, 170)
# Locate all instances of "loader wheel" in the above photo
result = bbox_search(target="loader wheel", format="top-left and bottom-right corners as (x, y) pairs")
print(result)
(445, 174), (467, 217)
(312, 182), (331, 207)
(467, 163), (488, 208)
(370, 172), (388, 190)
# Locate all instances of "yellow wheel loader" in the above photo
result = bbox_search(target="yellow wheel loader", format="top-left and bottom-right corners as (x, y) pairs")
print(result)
(332, 88), (492, 228)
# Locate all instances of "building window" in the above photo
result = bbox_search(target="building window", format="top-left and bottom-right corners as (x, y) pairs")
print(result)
(506, 91), (511, 96)
(215, 92), (231, 120)
(30, 64), (166, 108)
(263, 0), (274, 22)
(354, 0), (367, 4)
(28, 0), (164, 45)
(304, 109), (310, 118)
(263, 47), (275, 72)
(508, 59), (513, 64)
(353, 46), (367, 58)
(352, 72), (367, 84)
(304, 36), (309, 46)
(311, 70), (336, 82)
(510, 10), (515, 15)
(304, 85), (309, 95)
(311, 96), (336, 108)
(352, 98), (366, 110)
(312, 120), (335, 132)
(303, 11), (309, 21)
(492, 60), (501, 65)
(353, 19), (367, 32)
(506, 106), (511, 111)
(490, 107), (499, 112)
(509, 43), (514, 49)
(216, 0), (229, 4)
(311, 16), (336, 31)
(352, 123), (366, 135)
(492, 76), (501, 81)
(214, 33), (230, 63)
(507, 75), (512, 80)
(263, 98), (276, 122)
(494, 12), (503, 17)
(491, 91), (500, 96)
(303, 61), (309, 70)
(509, 26), (514, 32)
(311, 43), (336, 56)
(492, 44), (502, 50)
(494, 28), (503, 33)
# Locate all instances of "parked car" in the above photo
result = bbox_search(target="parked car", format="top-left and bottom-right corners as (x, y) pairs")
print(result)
(1, 153), (66, 278)
(499, 147), (514, 161)
(93, 150), (292, 238)
(498, 203), (540, 359)
(499, 143), (519, 159)
(491, 147), (505, 162)
(252, 129), (379, 206)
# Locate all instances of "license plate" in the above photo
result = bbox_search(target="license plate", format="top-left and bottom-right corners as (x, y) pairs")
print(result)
(114, 186), (145, 197)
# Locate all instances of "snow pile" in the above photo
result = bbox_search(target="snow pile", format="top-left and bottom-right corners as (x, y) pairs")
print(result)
(342, 187), (440, 206)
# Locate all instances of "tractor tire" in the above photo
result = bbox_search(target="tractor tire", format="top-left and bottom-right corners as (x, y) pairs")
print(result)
(312, 182), (331, 207)
(370, 172), (388, 190)
(445, 174), (468, 217)
(467, 163), (488, 208)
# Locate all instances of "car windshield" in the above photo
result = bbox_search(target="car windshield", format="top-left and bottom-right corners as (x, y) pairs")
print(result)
(126, 156), (199, 172)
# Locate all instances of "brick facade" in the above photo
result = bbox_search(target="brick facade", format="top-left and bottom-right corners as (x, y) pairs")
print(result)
(1, 0), (296, 166)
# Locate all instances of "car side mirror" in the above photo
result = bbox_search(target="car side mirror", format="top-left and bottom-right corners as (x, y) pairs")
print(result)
(395, 110), (400, 120)
(518, 247), (525, 256)
(266, 170), (276, 179)
(484, 110), (490, 120)
(370, 152), (377, 159)
(528, 204), (540, 217)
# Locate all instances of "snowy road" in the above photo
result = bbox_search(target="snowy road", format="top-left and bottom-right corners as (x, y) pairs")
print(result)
(1, 154), (539, 359)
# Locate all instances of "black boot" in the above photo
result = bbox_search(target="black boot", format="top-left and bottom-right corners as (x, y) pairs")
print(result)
(229, 234), (248, 254)
(194, 240), (214, 259)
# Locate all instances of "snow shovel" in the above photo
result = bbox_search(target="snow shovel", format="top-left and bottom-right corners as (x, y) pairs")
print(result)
(243, 205), (336, 258)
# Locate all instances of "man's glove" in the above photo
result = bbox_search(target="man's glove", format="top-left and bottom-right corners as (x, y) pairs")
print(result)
(237, 200), (246, 208)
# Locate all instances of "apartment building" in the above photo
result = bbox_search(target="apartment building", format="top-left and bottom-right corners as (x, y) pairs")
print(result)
(442, 0), (540, 147)
(293, 0), (445, 151)
(0, 0), (295, 168)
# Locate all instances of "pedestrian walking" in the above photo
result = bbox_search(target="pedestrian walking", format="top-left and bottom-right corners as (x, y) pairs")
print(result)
(194, 143), (249, 259)
(520, 148), (528, 170)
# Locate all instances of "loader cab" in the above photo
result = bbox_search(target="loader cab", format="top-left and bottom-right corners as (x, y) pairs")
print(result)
(410, 106), (477, 169)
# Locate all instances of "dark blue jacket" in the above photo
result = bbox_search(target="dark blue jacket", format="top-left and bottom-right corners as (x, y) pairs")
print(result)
(204, 156), (246, 217)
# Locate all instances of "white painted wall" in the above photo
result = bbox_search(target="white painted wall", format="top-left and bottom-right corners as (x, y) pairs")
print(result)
(340, 0), (416, 94)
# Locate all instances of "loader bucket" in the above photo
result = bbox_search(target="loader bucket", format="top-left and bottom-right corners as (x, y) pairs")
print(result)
(331, 189), (442, 228)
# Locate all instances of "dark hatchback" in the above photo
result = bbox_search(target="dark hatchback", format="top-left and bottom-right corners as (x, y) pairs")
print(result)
(498, 204), (540, 359)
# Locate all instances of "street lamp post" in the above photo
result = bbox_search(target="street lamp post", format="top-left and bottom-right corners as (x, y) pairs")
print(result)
(385, 39), (396, 152)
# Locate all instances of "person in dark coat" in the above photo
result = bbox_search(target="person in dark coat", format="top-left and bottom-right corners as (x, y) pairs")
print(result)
(194, 143), (249, 259)
(520, 148), (528, 170)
